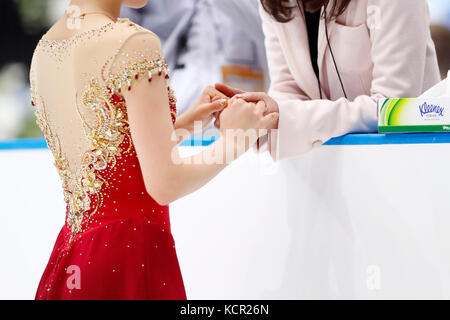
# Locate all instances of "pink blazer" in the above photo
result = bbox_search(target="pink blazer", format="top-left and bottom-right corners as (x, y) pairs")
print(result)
(261, 0), (441, 160)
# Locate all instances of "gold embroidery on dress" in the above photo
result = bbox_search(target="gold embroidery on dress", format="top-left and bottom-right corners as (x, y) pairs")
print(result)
(66, 56), (171, 240)
(105, 57), (169, 93)
(73, 81), (131, 238)
(31, 23), (175, 243)
(31, 93), (88, 235)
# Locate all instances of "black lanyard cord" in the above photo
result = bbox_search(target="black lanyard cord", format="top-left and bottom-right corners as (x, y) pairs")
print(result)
(324, 9), (348, 99)
(303, 2), (348, 100)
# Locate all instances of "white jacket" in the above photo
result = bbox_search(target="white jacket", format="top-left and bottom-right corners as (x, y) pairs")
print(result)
(261, 0), (441, 159)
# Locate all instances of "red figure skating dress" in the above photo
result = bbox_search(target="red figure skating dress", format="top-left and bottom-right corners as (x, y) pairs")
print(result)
(30, 18), (185, 300)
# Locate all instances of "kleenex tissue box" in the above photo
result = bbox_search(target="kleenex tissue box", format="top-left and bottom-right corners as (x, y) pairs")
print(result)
(378, 97), (450, 133)
(378, 72), (450, 133)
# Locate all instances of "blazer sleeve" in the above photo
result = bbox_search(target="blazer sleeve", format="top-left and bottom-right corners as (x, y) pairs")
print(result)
(260, 0), (438, 160)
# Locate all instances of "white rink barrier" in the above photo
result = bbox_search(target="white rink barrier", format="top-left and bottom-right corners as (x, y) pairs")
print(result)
(2, 135), (450, 299)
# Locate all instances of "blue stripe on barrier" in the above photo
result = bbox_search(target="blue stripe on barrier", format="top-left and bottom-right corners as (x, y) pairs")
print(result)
(2, 133), (450, 151)
(180, 136), (217, 147)
(0, 138), (48, 150)
(0, 137), (218, 150)
(323, 133), (450, 145)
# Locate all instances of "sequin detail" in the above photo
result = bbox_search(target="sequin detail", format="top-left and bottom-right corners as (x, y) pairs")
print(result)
(105, 57), (169, 94)
(37, 18), (139, 63)
(31, 24), (177, 242)
(66, 57), (174, 241)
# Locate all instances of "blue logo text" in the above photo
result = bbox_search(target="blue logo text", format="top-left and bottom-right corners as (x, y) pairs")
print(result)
(419, 102), (444, 117)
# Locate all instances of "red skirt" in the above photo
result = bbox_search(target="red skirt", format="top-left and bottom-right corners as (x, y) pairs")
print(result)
(35, 217), (186, 300)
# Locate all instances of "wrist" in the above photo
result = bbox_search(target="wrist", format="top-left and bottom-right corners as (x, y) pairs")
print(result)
(175, 113), (194, 133)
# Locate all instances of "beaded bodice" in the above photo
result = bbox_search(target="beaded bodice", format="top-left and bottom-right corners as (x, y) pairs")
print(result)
(30, 19), (177, 244)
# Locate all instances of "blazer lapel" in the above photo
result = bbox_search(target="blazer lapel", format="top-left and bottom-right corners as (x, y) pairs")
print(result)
(317, 5), (336, 87)
(280, 5), (322, 99)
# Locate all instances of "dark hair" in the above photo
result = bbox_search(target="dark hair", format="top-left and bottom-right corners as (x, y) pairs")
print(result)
(261, 0), (351, 23)
(430, 25), (450, 79)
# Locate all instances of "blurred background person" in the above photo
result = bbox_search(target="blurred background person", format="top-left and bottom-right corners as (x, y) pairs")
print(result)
(430, 25), (450, 79)
(121, 0), (194, 71)
(122, 0), (269, 119)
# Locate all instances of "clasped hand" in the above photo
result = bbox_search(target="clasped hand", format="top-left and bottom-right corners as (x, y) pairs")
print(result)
(176, 84), (279, 138)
